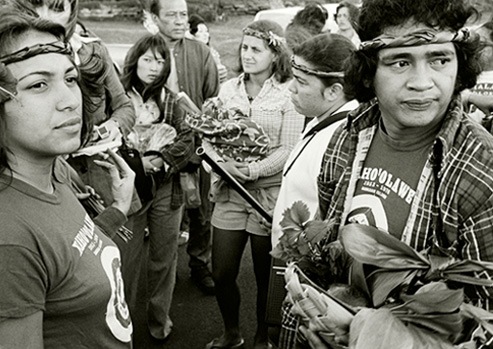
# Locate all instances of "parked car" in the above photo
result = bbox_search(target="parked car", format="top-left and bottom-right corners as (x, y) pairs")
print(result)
(253, 3), (340, 33)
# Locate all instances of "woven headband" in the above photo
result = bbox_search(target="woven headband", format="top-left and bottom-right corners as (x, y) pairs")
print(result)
(243, 27), (286, 47)
(0, 41), (72, 65)
(359, 28), (472, 51)
(291, 56), (344, 78)
(0, 41), (72, 102)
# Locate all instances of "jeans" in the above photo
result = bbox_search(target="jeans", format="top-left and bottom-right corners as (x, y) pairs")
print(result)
(118, 180), (182, 340)
(186, 165), (213, 272)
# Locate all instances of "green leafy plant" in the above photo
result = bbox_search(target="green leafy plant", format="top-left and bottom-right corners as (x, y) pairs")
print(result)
(271, 201), (351, 289)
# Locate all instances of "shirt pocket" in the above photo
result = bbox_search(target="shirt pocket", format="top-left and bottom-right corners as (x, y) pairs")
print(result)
(252, 103), (285, 138)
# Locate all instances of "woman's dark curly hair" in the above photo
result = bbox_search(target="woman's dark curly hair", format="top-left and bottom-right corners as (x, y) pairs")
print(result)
(236, 20), (292, 83)
(293, 33), (355, 99)
(287, 3), (328, 36)
(188, 14), (206, 36)
(0, 7), (96, 175)
(344, 0), (483, 102)
(120, 34), (171, 119)
(335, 1), (360, 31)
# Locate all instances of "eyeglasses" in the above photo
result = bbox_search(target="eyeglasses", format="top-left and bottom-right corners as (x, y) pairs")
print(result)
(0, 41), (72, 65)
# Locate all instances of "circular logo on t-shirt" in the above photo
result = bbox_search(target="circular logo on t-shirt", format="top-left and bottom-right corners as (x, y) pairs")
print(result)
(347, 194), (388, 231)
(101, 246), (132, 342)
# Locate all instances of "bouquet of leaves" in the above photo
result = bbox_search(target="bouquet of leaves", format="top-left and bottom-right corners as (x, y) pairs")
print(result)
(273, 201), (493, 347)
(337, 224), (493, 347)
(271, 201), (352, 290)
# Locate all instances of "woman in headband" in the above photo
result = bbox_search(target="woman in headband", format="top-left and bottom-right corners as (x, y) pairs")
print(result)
(0, 7), (134, 348)
(12, 0), (140, 225)
(202, 20), (305, 349)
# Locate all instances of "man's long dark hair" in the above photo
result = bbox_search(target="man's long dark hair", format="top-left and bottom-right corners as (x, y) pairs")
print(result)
(293, 33), (355, 99)
(344, 0), (483, 102)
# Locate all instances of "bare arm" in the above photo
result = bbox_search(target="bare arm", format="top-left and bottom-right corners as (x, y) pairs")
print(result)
(0, 311), (43, 349)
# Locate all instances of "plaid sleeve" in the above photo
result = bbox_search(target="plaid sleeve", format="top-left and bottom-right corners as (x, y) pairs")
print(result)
(249, 100), (304, 180)
(159, 96), (195, 175)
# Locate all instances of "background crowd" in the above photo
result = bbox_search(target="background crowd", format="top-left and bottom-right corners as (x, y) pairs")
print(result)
(1, 0), (493, 348)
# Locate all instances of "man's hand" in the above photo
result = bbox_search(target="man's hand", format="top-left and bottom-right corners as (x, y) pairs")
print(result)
(93, 148), (135, 215)
(298, 325), (330, 349)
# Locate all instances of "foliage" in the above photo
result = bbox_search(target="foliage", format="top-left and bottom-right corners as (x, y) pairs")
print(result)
(340, 224), (493, 346)
(271, 201), (351, 289)
(276, 210), (493, 347)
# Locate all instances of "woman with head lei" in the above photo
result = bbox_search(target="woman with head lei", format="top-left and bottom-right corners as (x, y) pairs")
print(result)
(14, 0), (135, 135)
(335, 1), (361, 47)
(12, 0), (138, 220)
(120, 33), (195, 343)
(0, 7), (135, 348)
(203, 19), (304, 349)
(187, 13), (228, 83)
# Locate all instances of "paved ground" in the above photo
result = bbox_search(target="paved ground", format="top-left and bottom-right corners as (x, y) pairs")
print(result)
(131, 238), (266, 349)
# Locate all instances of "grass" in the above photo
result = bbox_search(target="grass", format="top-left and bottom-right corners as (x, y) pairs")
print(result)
(83, 15), (255, 77)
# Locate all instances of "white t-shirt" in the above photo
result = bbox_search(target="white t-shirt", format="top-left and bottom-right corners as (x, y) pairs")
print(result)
(271, 100), (359, 248)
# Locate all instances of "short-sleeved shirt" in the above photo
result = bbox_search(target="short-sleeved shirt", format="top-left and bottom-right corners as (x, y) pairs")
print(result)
(0, 161), (133, 348)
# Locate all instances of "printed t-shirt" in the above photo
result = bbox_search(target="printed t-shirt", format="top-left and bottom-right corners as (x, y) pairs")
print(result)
(347, 122), (436, 239)
(0, 163), (132, 348)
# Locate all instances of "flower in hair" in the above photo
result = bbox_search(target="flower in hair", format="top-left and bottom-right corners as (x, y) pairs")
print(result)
(143, 9), (160, 35)
(243, 27), (286, 47)
(268, 31), (286, 47)
(0, 63), (17, 103)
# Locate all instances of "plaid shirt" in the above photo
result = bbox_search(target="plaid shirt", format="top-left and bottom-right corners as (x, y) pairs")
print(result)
(128, 88), (195, 208)
(318, 96), (493, 309)
(217, 74), (305, 180)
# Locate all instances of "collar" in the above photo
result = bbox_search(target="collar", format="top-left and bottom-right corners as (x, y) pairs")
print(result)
(235, 73), (283, 91)
(304, 99), (359, 138)
(348, 95), (464, 173)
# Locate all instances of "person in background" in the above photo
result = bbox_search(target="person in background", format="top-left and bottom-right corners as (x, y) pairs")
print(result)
(149, 0), (219, 298)
(284, 3), (328, 52)
(202, 19), (305, 349)
(335, 1), (361, 48)
(286, 3), (328, 36)
(120, 33), (195, 344)
(188, 13), (228, 84)
(463, 19), (493, 127)
(0, 7), (135, 348)
(304, 0), (493, 346)
(273, 33), (358, 349)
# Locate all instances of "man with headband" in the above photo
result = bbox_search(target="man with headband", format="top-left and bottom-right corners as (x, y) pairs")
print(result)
(271, 33), (358, 349)
(272, 33), (358, 249)
(301, 0), (493, 347)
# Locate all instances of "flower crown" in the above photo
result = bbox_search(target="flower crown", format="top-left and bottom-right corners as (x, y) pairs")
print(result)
(243, 27), (286, 47)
